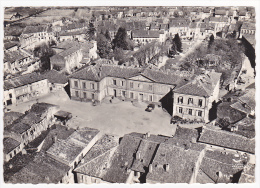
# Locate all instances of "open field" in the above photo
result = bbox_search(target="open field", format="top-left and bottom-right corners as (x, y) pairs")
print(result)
(7, 90), (175, 137)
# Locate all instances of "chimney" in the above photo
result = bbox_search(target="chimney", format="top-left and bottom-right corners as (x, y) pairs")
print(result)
(149, 164), (153, 173)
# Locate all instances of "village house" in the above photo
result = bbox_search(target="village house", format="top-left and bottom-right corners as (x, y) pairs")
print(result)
(74, 134), (120, 184)
(168, 18), (190, 38)
(19, 25), (55, 50)
(4, 103), (59, 146)
(46, 127), (101, 172)
(4, 137), (22, 162)
(3, 72), (49, 106)
(69, 64), (189, 104)
(240, 22), (256, 36)
(4, 42), (19, 53)
(42, 69), (68, 92)
(50, 44), (83, 74)
(131, 30), (166, 45)
(172, 70), (222, 123)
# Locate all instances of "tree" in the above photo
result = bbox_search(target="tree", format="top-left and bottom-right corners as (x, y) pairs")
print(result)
(104, 30), (111, 41)
(33, 43), (56, 72)
(168, 42), (177, 57)
(97, 32), (112, 59)
(112, 27), (130, 50)
(173, 33), (182, 52)
(87, 22), (96, 41)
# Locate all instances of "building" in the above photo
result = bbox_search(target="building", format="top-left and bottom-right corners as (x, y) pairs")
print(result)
(74, 134), (119, 184)
(46, 127), (101, 170)
(132, 30), (165, 45)
(3, 137), (22, 162)
(42, 69), (68, 92)
(69, 64), (189, 104)
(172, 70), (222, 123)
(50, 44), (83, 73)
(19, 25), (55, 50)
(4, 72), (49, 106)
(59, 29), (87, 42)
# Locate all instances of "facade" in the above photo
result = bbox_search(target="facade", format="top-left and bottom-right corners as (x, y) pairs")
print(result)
(69, 64), (188, 104)
(4, 72), (49, 106)
(132, 30), (165, 45)
(172, 70), (221, 122)
(3, 137), (22, 162)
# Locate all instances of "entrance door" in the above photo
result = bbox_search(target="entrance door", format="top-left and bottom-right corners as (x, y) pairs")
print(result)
(114, 89), (117, 97)
(139, 93), (144, 101)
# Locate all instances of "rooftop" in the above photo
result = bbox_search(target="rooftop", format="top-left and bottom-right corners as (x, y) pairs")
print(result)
(132, 30), (160, 38)
(3, 137), (21, 154)
(4, 72), (46, 90)
(199, 126), (255, 154)
(9, 152), (70, 184)
(4, 112), (24, 127)
(4, 51), (27, 63)
(41, 69), (68, 84)
(22, 25), (52, 35)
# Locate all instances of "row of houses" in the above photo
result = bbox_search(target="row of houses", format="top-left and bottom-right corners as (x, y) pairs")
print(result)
(6, 124), (254, 183)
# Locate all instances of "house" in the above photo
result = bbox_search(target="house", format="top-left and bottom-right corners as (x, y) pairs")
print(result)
(197, 149), (246, 183)
(146, 143), (205, 183)
(240, 22), (256, 35)
(132, 30), (165, 45)
(168, 18), (190, 38)
(59, 29), (87, 42)
(4, 42), (19, 53)
(50, 44), (83, 74)
(46, 127), (101, 169)
(172, 70), (222, 123)
(69, 64), (189, 104)
(9, 151), (72, 183)
(3, 72), (49, 106)
(42, 69), (68, 92)
(4, 137), (22, 162)
(74, 134), (119, 184)
(4, 112), (24, 127)
(19, 25), (55, 50)
(239, 163), (255, 183)
(198, 126), (255, 154)
(4, 103), (60, 147)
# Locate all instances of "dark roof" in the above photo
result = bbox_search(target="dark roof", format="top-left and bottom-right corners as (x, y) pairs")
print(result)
(232, 117), (255, 139)
(241, 22), (256, 30)
(132, 30), (160, 38)
(174, 126), (200, 142)
(4, 42), (18, 50)
(8, 122), (31, 134)
(199, 126), (255, 153)
(173, 71), (221, 97)
(29, 102), (59, 116)
(4, 51), (27, 63)
(4, 72), (46, 90)
(10, 152), (70, 184)
(22, 25), (52, 34)
(54, 110), (72, 119)
(70, 64), (187, 86)
(4, 112), (24, 127)
(46, 127), (100, 165)
(74, 134), (119, 176)
(58, 45), (81, 57)
(42, 70), (68, 84)
(3, 137), (21, 154)
(146, 144), (201, 183)
(50, 54), (65, 67)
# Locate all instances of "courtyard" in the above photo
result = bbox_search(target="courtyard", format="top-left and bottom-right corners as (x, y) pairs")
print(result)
(7, 90), (175, 137)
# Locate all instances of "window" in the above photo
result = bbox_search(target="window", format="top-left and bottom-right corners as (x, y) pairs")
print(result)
(92, 93), (95, 99)
(188, 109), (192, 115)
(82, 82), (86, 89)
(149, 85), (153, 91)
(90, 83), (95, 89)
(130, 92), (134, 99)
(9, 93), (12, 98)
(188, 98), (193, 105)
(121, 81), (124, 86)
(113, 80), (117, 85)
(74, 81), (78, 88)
(10, 153), (12, 159)
(198, 110), (202, 117)
(149, 95), (153, 101)
(130, 82), (133, 88)
(83, 92), (87, 98)
(178, 96), (183, 104)
(122, 91), (126, 97)
(198, 99), (203, 107)
(179, 107), (183, 113)
(75, 91), (79, 97)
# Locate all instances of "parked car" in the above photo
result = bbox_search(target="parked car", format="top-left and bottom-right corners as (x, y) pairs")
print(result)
(145, 103), (155, 112)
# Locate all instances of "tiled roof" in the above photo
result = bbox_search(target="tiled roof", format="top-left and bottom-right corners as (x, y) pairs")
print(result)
(241, 22), (256, 30)
(232, 117), (255, 139)
(42, 70), (68, 84)
(10, 152), (70, 184)
(46, 127), (100, 165)
(50, 54), (65, 67)
(70, 64), (187, 86)
(23, 25), (52, 34)
(58, 45), (81, 57)
(146, 144), (202, 183)
(61, 22), (87, 31)
(59, 29), (87, 36)
(4, 42), (18, 50)
(4, 112), (24, 127)
(132, 30), (160, 38)
(215, 10), (227, 15)
(4, 51), (27, 63)
(4, 72), (46, 90)
(238, 89), (255, 110)
(173, 71), (221, 97)
(3, 137), (21, 154)
(199, 126), (255, 153)
(7, 122), (31, 134)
